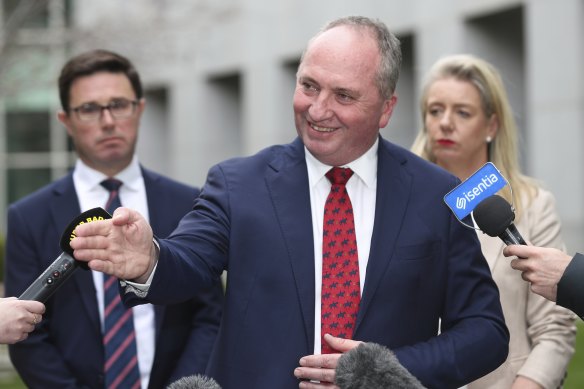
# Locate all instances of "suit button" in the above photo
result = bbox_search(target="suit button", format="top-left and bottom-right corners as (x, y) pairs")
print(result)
(97, 374), (104, 385)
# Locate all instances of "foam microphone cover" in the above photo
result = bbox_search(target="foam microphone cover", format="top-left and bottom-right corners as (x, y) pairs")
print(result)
(335, 342), (425, 389)
(473, 194), (515, 237)
(166, 374), (222, 389)
(61, 207), (112, 269)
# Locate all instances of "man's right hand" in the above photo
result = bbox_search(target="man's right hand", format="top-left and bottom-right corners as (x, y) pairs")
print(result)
(504, 245), (572, 302)
(70, 207), (156, 283)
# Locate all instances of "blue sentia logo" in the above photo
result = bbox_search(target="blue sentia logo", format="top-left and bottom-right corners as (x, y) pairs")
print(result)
(444, 162), (508, 220)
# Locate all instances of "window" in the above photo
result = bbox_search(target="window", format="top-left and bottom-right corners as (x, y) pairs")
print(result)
(3, 0), (50, 29)
(7, 167), (51, 203)
(6, 110), (51, 152)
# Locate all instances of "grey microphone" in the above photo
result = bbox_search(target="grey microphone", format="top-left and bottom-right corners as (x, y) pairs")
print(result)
(335, 342), (425, 389)
(166, 374), (222, 389)
(18, 207), (112, 302)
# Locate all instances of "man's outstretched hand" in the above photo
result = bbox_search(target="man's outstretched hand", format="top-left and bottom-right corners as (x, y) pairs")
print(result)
(70, 207), (157, 283)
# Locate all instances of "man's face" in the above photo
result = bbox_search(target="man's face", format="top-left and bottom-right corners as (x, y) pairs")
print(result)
(293, 26), (397, 166)
(58, 71), (144, 175)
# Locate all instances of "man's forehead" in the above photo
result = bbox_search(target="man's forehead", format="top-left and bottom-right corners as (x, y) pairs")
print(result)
(69, 72), (135, 103)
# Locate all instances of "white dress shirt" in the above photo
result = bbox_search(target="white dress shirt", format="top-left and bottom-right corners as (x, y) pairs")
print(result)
(73, 156), (155, 389)
(306, 139), (378, 354)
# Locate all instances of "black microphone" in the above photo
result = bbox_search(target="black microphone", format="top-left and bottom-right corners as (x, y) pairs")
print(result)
(335, 342), (425, 389)
(18, 207), (112, 303)
(473, 194), (527, 245)
(166, 374), (222, 389)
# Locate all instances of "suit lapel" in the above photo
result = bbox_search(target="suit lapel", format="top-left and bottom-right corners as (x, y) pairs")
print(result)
(356, 140), (413, 331)
(265, 139), (315, 352)
(50, 175), (101, 335)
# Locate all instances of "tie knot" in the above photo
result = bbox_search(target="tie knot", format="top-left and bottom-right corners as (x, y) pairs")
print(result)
(326, 167), (353, 186)
(100, 178), (123, 193)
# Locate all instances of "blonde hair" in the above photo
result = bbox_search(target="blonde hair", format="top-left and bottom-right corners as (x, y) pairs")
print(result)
(411, 54), (537, 218)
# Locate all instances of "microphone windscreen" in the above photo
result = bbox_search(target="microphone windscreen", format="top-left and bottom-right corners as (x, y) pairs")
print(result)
(166, 374), (221, 389)
(473, 194), (515, 237)
(60, 207), (111, 255)
(335, 342), (425, 389)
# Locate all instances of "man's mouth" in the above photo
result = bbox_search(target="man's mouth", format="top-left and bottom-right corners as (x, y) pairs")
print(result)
(310, 123), (336, 133)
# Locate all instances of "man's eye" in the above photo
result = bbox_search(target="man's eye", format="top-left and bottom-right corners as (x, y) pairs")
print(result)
(337, 93), (353, 102)
(302, 82), (317, 92)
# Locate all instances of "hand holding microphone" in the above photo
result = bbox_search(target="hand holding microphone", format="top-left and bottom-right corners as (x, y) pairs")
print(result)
(18, 207), (111, 303)
(474, 195), (568, 303)
(0, 297), (45, 344)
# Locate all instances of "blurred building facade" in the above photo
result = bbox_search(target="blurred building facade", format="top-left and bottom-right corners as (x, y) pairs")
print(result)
(0, 0), (583, 253)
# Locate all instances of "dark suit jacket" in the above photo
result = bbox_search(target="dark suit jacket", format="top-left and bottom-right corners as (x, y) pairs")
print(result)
(558, 253), (584, 319)
(127, 138), (509, 389)
(5, 167), (224, 389)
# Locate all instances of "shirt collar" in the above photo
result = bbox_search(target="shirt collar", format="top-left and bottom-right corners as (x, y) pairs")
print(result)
(73, 155), (142, 193)
(305, 138), (378, 188)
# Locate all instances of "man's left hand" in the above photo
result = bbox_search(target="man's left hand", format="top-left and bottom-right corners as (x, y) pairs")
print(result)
(294, 334), (362, 388)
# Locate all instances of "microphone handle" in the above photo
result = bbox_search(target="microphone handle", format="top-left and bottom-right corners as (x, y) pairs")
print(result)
(499, 223), (527, 246)
(19, 252), (80, 303)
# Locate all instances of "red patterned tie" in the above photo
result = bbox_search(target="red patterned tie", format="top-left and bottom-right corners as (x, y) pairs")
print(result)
(101, 179), (141, 389)
(321, 167), (360, 354)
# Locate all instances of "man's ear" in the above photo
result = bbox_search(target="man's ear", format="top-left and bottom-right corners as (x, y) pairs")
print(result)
(379, 95), (398, 129)
(57, 110), (74, 137)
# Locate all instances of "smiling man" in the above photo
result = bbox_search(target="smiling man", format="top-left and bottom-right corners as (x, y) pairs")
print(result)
(4, 49), (223, 389)
(70, 18), (509, 389)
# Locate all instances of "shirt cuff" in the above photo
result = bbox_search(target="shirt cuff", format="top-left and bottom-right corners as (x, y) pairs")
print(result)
(119, 239), (159, 298)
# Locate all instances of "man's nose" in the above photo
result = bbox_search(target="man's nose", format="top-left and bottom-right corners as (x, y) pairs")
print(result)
(308, 93), (333, 121)
(99, 107), (116, 126)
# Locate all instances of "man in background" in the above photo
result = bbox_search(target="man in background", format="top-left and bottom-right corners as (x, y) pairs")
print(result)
(4, 49), (223, 388)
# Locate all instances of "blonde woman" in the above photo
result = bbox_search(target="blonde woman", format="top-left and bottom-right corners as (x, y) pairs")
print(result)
(412, 54), (577, 389)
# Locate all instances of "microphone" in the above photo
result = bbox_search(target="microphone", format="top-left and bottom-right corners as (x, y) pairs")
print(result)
(335, 342), (425, 389)
(473, 194), (527, 245)
(166, 374), (222, 389)
(18, 207), (112, 303)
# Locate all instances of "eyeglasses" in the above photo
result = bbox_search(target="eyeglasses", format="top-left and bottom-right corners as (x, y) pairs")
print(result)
(70, 99), (139, 122)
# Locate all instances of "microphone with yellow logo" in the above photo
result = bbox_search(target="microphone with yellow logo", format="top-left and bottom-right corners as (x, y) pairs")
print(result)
(18, 207), (111, 302)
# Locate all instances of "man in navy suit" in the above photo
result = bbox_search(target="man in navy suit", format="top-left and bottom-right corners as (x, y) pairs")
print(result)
(4, 49), (223, 388)
(71, 18), (509, 388)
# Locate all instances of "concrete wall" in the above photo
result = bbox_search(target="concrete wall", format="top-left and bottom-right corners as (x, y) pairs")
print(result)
(64, 0), (584, 254)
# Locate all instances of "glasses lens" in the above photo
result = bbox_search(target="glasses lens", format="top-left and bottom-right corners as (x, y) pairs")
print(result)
(109, 99), (134, 118)
(77, 103), (101, 121)
(72, 99), (136, 121)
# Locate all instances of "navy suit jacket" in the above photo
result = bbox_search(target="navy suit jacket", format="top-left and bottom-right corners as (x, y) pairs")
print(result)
(5, 167), (224, 389)
(128, 138), (509, 389)
(558, 253), (584, 319)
